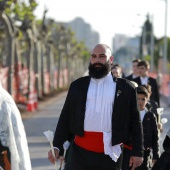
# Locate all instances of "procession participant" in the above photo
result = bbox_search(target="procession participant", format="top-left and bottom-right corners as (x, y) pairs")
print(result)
(142, 84), (163, 137)
(48, 43), (143, 170)
(133, 60), (160, 107)
(0, 81), (32, 170)
(122, 86), (159, 170)
(126, 59), (141, 81)
(111, 64), (122, 78)
(135, 86), (159, 169)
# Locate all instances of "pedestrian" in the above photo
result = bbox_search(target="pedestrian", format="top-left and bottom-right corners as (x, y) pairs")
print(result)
(141, 84), (163, 132)
(133, 60), (160, 107)
(126, 59), (141, 81)
(122, 86), (159, 170)
(111, 64), (122, 78)
(0, 81), (32, 170)
(152, 128), (170, 170)
(48, 43), (143, 170)
(136, 86), (159, 169)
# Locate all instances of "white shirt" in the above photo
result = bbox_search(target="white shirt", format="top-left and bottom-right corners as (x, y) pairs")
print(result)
(84, 73), (116, 132)
(140, 76), (148, 85)
(84, 73), (121, 162)
(140, 109), (146, 122)
(84, 73), (122, 162)
(132, 74), (138, 79)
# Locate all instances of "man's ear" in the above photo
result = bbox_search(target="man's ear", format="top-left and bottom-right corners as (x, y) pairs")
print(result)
(110, 56), (114, 64)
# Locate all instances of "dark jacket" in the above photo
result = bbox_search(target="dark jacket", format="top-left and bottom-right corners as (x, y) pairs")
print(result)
(133, 76), (160, 106)
(142, 111), (159, 160)
(53, 75), (144, 157)
(126, 74), (139, 81)
(146, 99), (159, 122)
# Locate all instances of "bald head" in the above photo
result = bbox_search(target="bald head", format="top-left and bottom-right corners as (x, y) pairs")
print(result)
(92, 44), (112, 59)
(89, 44), (113, 79)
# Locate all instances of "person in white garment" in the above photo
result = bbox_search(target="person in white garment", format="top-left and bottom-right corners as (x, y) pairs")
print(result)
(0, 82), (32, 170)
(48, 44), (143, 170)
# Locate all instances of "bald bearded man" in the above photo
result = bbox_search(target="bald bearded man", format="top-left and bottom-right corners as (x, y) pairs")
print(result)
(48, 44), (143, 170)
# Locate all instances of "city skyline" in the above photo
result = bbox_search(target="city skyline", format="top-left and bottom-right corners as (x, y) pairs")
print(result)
(34, 0), (170, 49)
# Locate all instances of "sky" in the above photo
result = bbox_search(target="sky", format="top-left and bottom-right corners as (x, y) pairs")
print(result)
(34, 0), (170, 49)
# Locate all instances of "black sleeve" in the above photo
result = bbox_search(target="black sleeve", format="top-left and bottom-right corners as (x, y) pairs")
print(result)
(53, 83), (73, 152)
(151, 114), (159, 160)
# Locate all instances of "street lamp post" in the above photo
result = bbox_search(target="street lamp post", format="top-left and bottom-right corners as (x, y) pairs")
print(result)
(142, 23), (147, 59)
(163, 0), (168, 74)
(150, 14), (155, 72)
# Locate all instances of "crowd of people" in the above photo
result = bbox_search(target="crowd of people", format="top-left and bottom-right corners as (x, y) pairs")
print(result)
(48, 44), (170, 170)
(0, 43), (169, 170)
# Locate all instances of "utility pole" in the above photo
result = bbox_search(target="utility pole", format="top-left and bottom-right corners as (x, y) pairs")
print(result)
(150, 14), (155, 72)
(142, 24), (147, 59)
(163, 0), (168, 74)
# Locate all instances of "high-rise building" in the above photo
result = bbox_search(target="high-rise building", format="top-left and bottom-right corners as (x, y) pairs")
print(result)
(65, 17), (100, 50)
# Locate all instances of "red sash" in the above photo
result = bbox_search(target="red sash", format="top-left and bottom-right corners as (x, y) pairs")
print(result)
(124, 144), (133, 150)
(74, 131), (104, 153)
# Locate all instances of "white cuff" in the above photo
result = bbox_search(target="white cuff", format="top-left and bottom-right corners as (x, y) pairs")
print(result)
(52, 147), (60, 152)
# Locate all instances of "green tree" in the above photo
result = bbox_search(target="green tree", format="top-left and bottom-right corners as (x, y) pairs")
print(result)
(5, 0), (38, 21)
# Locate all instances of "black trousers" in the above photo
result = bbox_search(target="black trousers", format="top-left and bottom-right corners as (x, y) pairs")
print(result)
(70, 142), (122, 170)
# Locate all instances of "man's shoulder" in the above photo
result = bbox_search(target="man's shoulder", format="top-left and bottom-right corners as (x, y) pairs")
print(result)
(133, 76), (140, 81)
(148, 76), (157, 82)
(150, 99), (158, 107)
(145, 110), (156, 119)
(132, 77), (140, 84)
(126, 74), (132, 79)
(117, 78), (136, 90)
(71, 76), (90, 86)
(117, 77), (128, 83)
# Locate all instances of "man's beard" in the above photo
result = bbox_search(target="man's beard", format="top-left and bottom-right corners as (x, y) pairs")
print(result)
(88, 62), (110, 79)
